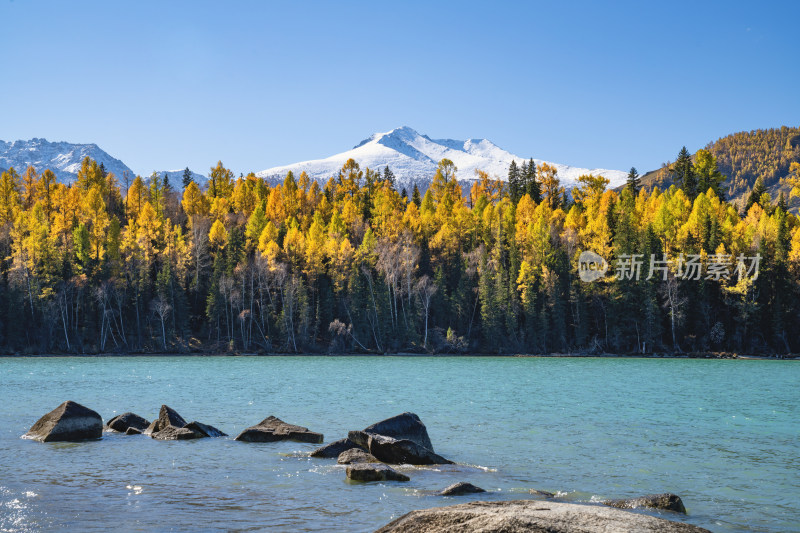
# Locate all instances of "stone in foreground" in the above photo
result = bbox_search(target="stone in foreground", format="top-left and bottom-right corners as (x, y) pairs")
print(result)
(337, 448), (380, 464)
(310, 437), (363, 458)
(603, 493), (687, 514)
(363, 412), (434, 451)
(345, 463), (409, 482)
(439, 482), (486, 496)
(107, 412), (150, 433)
(235, 416), (323, 443)
(24, 401), (103, 443)
(375, 500), (711, 533)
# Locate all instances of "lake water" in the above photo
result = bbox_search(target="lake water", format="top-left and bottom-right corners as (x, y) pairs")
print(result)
(0, 356), (797, 532)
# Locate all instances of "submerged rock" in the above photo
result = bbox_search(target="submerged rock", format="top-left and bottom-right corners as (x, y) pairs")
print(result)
(184, 421), (227, 438)
(235, 416), (323, 443)
(363, 412), (434, 451)
(24, 401), (103, 443)
(125, 427), (143, 435)
(603, 493), (687, 514)
(530, 488), (556, 498)
(375, 500), (710, 533)
(107, 412), (150, 434)
(152, 425), (203, 440)
(346, 463), (409, 482)
(337, 448), (380, 464)
(365, 434), (452, 465)
(310, 438), (363, 458)
(439, 482), (486, 496)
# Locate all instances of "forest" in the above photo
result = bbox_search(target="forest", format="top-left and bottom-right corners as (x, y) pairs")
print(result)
(1, 146), (800, 355)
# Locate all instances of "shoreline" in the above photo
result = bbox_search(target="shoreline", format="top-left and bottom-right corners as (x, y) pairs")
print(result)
(1, 351), (797, 360)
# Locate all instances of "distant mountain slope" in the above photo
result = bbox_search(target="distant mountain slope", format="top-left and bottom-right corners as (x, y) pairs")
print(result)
(151, 169), (209, 190)
(0, 138), (135, 183)
(257, 126), (628, 189)
(639, 126), (800, 208)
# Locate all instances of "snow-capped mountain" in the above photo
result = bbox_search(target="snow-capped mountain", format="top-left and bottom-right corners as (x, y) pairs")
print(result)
(256, 126), (627, 189)
(0, 138), (135, 183)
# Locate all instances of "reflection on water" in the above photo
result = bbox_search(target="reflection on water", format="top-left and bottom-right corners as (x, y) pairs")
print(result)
(0, 356), (798, 532)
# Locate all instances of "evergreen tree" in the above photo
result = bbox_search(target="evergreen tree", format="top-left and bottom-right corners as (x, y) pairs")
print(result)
(626, 167), (640, 195)
(411, 184), (421, 207)
(673, 146), (697, 199)
(383, 165), (395, 188)
(508, 160), (521, 203)
(745, 176), (767, 212)
(182, 167), (193, 188)
(524, 158), (540, 202)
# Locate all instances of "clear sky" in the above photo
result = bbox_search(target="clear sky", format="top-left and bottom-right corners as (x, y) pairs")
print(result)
(1, 0), (798, 177)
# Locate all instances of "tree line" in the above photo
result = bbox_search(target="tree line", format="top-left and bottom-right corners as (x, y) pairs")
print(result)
(0, 148), (799, 355)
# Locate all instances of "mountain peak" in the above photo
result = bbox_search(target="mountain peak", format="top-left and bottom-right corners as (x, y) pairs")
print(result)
(259, 127), (628, 188)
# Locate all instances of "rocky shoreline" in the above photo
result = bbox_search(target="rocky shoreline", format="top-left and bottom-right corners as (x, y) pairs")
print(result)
(21, 402), (712, 532)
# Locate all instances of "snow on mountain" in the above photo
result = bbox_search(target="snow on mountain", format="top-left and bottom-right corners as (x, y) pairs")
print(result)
(0, 138), (135, 183)
(256, 126), (628, 189)
(150, 169), (209, 190)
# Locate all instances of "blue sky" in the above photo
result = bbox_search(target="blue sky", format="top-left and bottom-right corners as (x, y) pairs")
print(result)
(1, 0), (798, 177)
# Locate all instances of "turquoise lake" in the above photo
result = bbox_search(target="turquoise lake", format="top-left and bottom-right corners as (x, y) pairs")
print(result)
(0, 356), (797, 532)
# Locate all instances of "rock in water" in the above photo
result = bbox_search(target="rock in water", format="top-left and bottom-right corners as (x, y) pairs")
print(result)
(375, 500), (711, 533)
(366, 434), (452, 465)
(156, 405), (188, 432)
(347, 430), (371, 450)
(363, 412), (434, 451)
(310, 438), (364, 458)
(439, 482), (486, 496)
(145, 406), (225, 440)
(603, 493), (687, 514)
(235, 416), (323, 443)
(337, 448), (380, 464)
(143, 419), (159, 436)
(106, 412), (150, 433)
(346, 463), (410, 482)
(151, 426), (203, 440)
(24, 401), (103, 442)
(184, 421), (227, 438)
(125, 427), (143, 435)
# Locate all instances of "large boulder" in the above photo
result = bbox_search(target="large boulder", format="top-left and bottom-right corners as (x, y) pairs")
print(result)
(310, 437), (363, 458)
(363, 412), (434, 451)
(24, 401), (103, 442)
(346, 463), (409, 482)
(364, 433), (452, 465)
(439, 482), (486, 496)
(337, 448), (380, 464)
(106, 412), (150, 433)
(603, 493), (687, 514)
(375, 500), (711, 533)
(235, 416), (323, 443)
